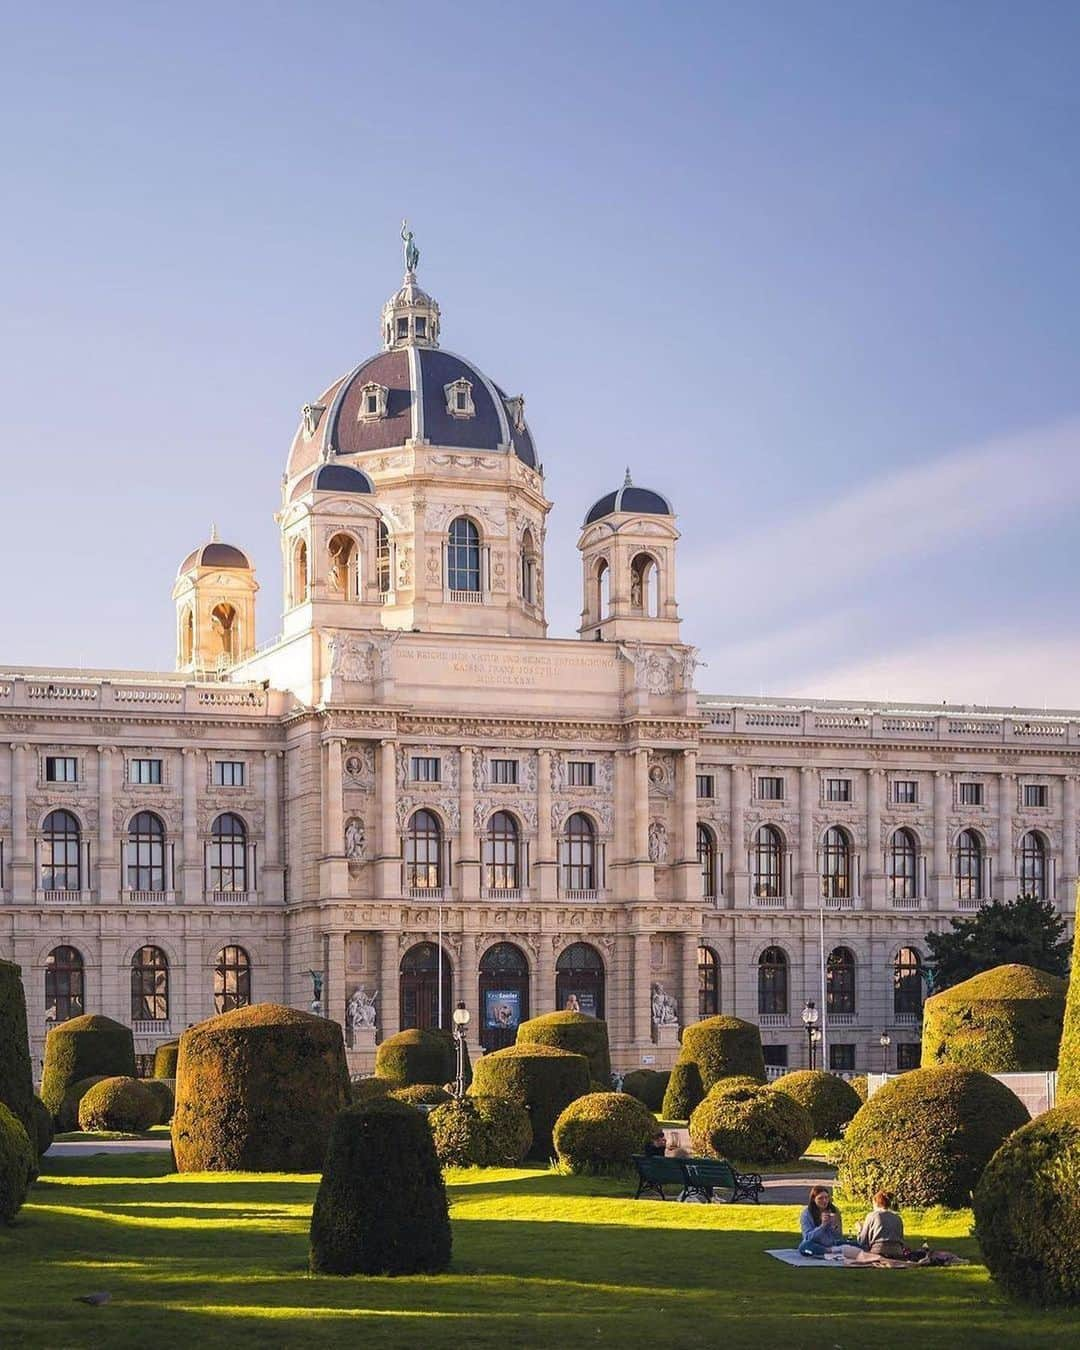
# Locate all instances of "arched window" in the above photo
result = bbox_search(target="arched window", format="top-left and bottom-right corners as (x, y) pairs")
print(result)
(484, 811), (520, 891)
(131, 945), (169, 1022)
(697, 823), (717, 898)
(210, 812), (247, 893)
(753, 825), (783, 899)
(822, 826), (851, 899)
(292, 538), (309, 606)
(45, 945), (84, 1023)
(41, 810), (81, 891)
(405, 809), (443, 890)
(328, 532), (358, 598)
(127, 811), (165, 892)
(555, 942), (605, 1018)
(179, 606), (194, 664)
(1019, 831), (1047, 899)
(698, 944), (719, 1017)
(214, 945), (251, 1014)
(887, 828), (917, 901)
(954, 829), (984, 902)
(758, 947), (788, 1016)
(826, 946), (856, 1015)
(210, 602), (237, 663)
(479, 942), (529, 1051)
(629, 552), (659, 616)
(400, 941), (453, 1031)
(595, 558), (610, 619)
(520, 528), (537, 606)
(894, 947), (924, 1017)
(447, 516), (481, 593)
(562, 812), (596, 892)
(376, 520), (392, 595)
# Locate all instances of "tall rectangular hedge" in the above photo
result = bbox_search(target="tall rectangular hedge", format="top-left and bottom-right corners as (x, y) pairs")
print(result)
(1059, 928), (1080, 1100)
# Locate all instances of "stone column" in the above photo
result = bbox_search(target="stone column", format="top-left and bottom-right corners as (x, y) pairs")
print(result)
(324, 738), (345, 856)
(997, 772), (1015, 900)
(1062, 775), (1077, 913)
(730, 764), (748, 905)
(932, 771), (951, 906)
(633, 930), (652, 1045)
(538, 933), (556, 1016)
(798, 766), (816, 907)
(181, 747), (201, 904)
(676, 749), (700, 901)
(680, 928), (699, 1029)
(325, 931), (347, 1031)
(457, 746), (479, 901)
(378, 930), (400, 1040)
(536, 749), (555, 901)
(10, 743), (31, 901)
(377, 740), (400, 899)
(262, 751), (284, 904)
(633, 749), (649, 860)
(865, 768), (883, 907)
(459, 932), (479, 1026)
(96, 746), (117, 901)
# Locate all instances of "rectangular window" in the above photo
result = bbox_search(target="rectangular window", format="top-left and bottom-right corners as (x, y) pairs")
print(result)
(396, 317), (408, 338)
(45, 756), (78, 783)
(896, 1043), (920, 1072)
(762, 1044), (789, 1068)
(959, 782), (983, 806)
(491, 758), (518, 785)
(893, 780), (918, 805)
(696, 773), (715, 799)
(829, 1043), (856, 1072)
(567, 761), (595, 788)
(1024, 784), (1048, 808)
(212, 760), (245, 788)
(414, 317), (426, 338)
(825, 778), (851, 803)
(130, 758), (163, 785)
(757, 776), (783, 801)
(410, 756), (441, 783)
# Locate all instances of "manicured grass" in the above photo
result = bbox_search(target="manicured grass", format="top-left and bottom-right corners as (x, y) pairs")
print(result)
(0, 1151), (1074, 1349)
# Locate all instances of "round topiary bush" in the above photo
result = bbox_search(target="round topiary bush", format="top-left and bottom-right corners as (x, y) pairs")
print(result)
(309, 1097), (451, 1276)
(921, 964), (1068, 1073)
(662, 1060), (705, 1120)
(40, 1015), (136, 1120)
(0, 1102), (36, 1224)
(837, 1066), (1031, 1208)
(172, 1003), (350, 1172)
(143, 1078), (175, 1125)
(374, 1029), (455, 1088)
(621, 1069), (670, 1112)
(676, 1017), (766, 1090)
(0, 959), (34, 1140)
(553, 1092), (658, 1174)
(78, 1076), (159, 1133)
(973, 1101), (1080, 1306)
(428, 1094), (533, 1167)
(849, 1075), (868, 1104)
(689, 1078), (813, 1166)
(57, 1076), (108, 1133)
(774, 1071), (862, 1140)
(1058, 926), (1080, 1102)
(153, 1040), (180, 1079)
(350, 1076), (393, 1105)
(516, 1012), (612, 1083)
(389, 1083), (452, 1107)
(31, 1096), (54, 1158)
(470, 1043), (591, 1160)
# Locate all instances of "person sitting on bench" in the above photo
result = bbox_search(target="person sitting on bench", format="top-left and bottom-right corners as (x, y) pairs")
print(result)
(798, 1186), (844, 1257)
(856, 1191), (907, 1258)
(643, 1130), (667, 1158)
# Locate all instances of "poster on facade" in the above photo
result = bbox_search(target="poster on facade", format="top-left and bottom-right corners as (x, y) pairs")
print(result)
(564, 991), (598, 1018)
(484, 988), (521, 1030)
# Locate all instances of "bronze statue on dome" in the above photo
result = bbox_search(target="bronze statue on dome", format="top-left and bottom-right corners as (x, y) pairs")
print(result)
(401, 219), (419, 274)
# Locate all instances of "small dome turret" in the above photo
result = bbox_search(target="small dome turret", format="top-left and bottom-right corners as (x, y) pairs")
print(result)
(177, 528), (252, 578)
(584, 469), (673, 526)
(381, 220), (441, 349)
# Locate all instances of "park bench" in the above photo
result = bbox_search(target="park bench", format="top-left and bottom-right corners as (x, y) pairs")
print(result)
(680, 1158), (764, 1204)
(631, 1154), (690, 1200)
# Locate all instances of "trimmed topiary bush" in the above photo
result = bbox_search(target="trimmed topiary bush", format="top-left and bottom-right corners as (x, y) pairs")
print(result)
(0, 960), (34, 1140)
(153, 1041), (180, 1079)
(40, 1015), (136, 1120)
(57, 1076), (108, 1133)
(374, 1029), (455, 1088)
(621, 1069), (670, 1112)
(922, 964), (1068, 1073)
(143, 1078), (175, 1125)
(30, 1096), (53, 1158)
(309, 1097), (451, 1275)
(662, 1060), (705, 1120)
(1059, 924), (1080, 1101)
(849, 1075), (868, 1104)
(428, 1094), (533, 1167)
(676, 1016), (766, 1090)
(78, 1076), (159, 1133)
(350, 1076), (393, 1105)
(516, 1012), (612, 1083)
(172, 1003), (350, 1172)
(389, 1083), (452, 1107)
(689, 1078), (813, 1166)
(553, 1091), (658, 1174)
(774, 1071), (862, 1140)
(973, 1101), (1080, 1306)
(837, 1065), (1030, 1208)
(470, 1043), (591, 1160)
(0, 1102), (36, 1224)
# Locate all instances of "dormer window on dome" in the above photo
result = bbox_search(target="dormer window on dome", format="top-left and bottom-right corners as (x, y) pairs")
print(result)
(357, 381), (389, 422)
(445, 377), (475, 419)
(302, 404), (325, 438)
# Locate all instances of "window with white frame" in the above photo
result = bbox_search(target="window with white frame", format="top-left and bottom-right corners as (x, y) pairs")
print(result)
(129, 758), (163, 785)
(212, 760), (246, 788)
(958, 781), (983, 806)
(411, 756), (441, 783)
(491, 758), (518, 785)
(757, 775), (784, 801)
(1023, 783), (1048, 808)
(893, 779), (918, 804)
(444, 377), (475, 418)
(45, 756), (77, 783)
(825, 777), (851, 803)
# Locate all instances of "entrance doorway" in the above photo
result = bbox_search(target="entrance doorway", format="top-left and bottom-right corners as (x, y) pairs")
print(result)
(555, 942), (605, 1019)
(399, 942), (453, 1031)
(478, 942), (529, 1051)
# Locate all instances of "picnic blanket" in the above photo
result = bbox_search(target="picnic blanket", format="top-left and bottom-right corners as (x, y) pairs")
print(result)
(766, 1248), (913, 1270)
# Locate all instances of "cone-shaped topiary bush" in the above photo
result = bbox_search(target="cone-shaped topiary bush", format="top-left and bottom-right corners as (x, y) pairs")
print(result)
(973, 1100), (1080, 1306)
(0, 960), (34, 1140)
(153, 1040), (180, 1079)
(0, 1102), (36, 1225)
(172, 1003), (350, 1172)
(388, 1083), (452, 1107)
(309, 1097), (451, 1276)
(1059, 926), (1080, 1101)
(78, 1076), (159, 1133)
(470, 1043), (590, 1160)
(689, 1077), (813, 1165)
(675, 1016), (765, 1090)
(553, 1091), (658, 1174)
(374, 1029), (454, 1087)
(142, 1078), (175, 1125)
(515, 1011), (612, 1082)
(30, 1096), (53, 1158)
(350, 1076), (393, 1105)
(40, 1015), (135, 1119)
(774, 1071), (862, 1140)
(57, 1076), (108, 1132)
(921, 964), (1067, 1073)
(837, 1066), (1030, 1208)
(428, 1094), (532, 1167)
(621, 1068), (670, 1112)
(662, 1060), (705, 1120)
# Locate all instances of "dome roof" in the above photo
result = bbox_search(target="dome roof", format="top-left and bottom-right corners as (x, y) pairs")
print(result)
(312, 463), (374, 494)
(584, 472), (674, 525)
(177, 538), (252, 576)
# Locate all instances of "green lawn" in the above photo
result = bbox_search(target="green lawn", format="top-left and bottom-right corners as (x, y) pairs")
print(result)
(0, 1151), (1073, 1349)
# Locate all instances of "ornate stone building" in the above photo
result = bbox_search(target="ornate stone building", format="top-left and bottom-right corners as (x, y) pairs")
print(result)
(2, 239), (1076, 1077)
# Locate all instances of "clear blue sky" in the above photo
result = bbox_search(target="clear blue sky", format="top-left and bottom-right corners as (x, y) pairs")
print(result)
(4, 2), (1080, 705)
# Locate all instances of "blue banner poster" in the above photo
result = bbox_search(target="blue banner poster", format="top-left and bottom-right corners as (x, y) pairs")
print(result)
(484, 988), (521, 1030)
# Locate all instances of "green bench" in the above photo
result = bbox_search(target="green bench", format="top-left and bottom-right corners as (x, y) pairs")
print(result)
(631, 1154), (765, 1204)
(632, 1154), (690, 1200)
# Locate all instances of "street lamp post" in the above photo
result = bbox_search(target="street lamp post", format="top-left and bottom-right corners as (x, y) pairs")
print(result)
(879, 1031), (892, 1075)
(810, 1026), (821, 1070)
(452, 1000), (471, 1099)
(801, 1000), (820, 1070)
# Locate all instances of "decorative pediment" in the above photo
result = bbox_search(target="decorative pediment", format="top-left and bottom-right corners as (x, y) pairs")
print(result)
(444, 377), (475, 419)
(357, 382), (389, 422)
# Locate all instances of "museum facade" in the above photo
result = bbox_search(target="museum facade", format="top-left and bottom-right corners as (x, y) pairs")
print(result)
(3, 242), (1076, 1077)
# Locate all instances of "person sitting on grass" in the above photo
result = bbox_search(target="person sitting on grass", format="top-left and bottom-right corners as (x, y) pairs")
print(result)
(643, 1130), (666, 1158)
(856, 1191), (907, 1258)
(798, 1186), (844, 1257)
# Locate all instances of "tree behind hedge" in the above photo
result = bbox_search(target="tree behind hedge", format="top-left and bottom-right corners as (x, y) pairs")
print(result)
(1059, 923), (1080, 1101)
(310, 1098), (451, 1276)
(0, 960), (34, 1139)
(925, 895), (1070, 991)
(676, 1016), (765, 1090)
(40, 1015), (135, 1119)
(470, 1044), (590, 1159)
(515, 1012), (612, 1083)
(921, 963), (1067, 1073)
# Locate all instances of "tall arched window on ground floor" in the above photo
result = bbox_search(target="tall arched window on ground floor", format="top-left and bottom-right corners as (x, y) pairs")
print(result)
(478, 942), (530, 1052)
(399, 941), (453, 1031)
(555, 942), (604, 1019)
(698, 944), (719, 1017)
(45, 945), (84, 1023)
